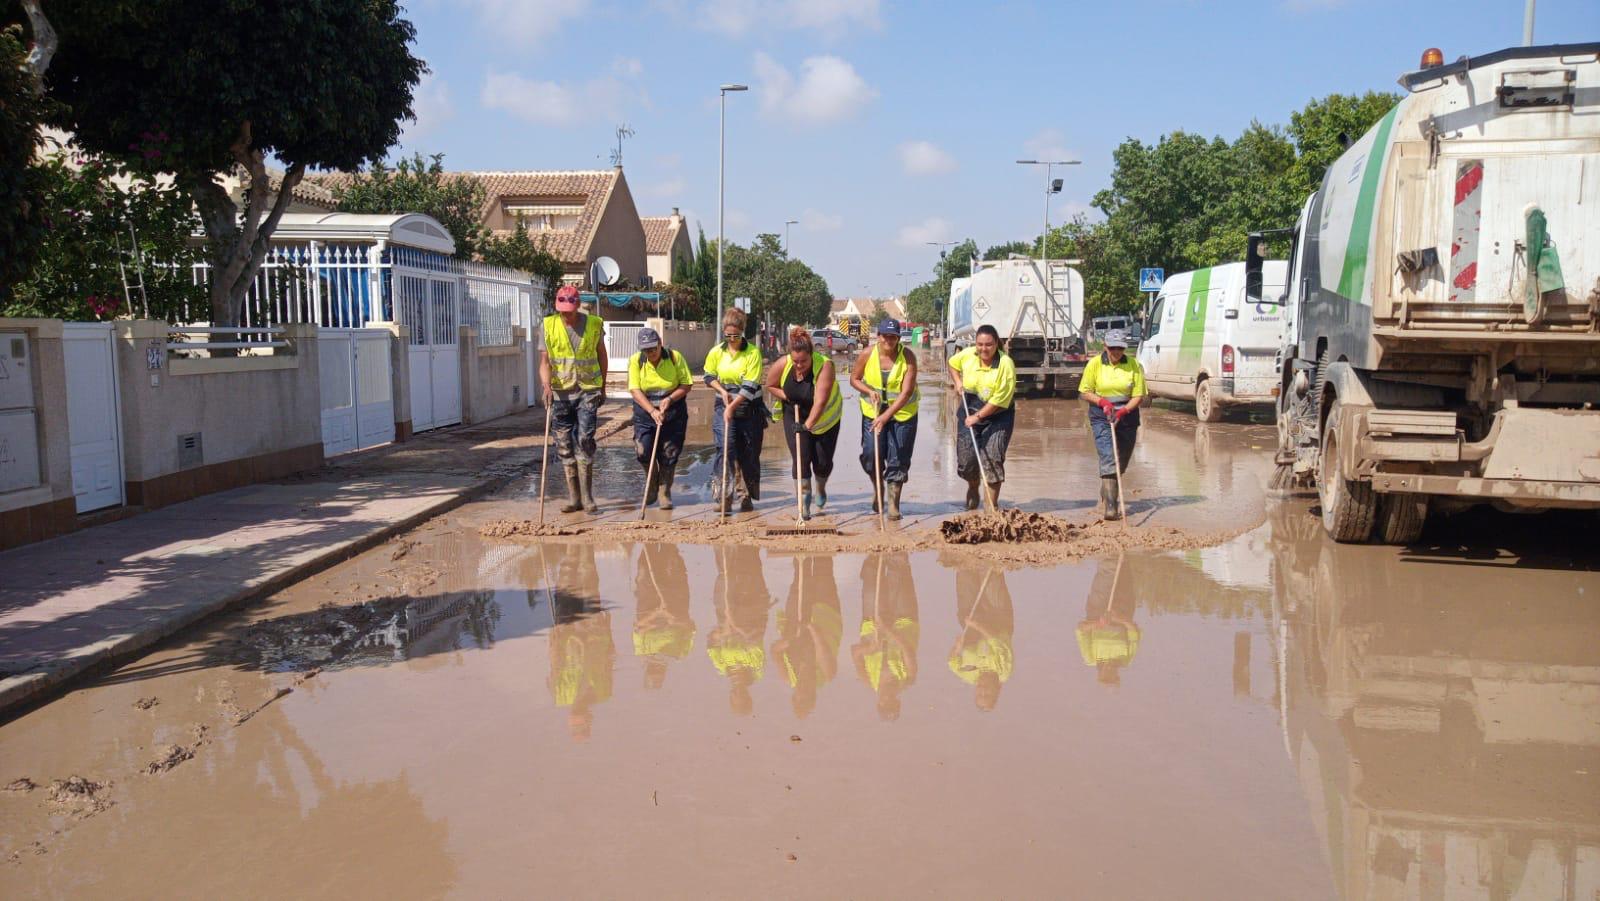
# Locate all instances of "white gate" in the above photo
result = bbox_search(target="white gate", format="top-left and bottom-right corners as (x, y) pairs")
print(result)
(398, 272), (462, 432)
(62, 323), (124, 513)
(604, 320), (649, 373)
(318, 328), (396, 457)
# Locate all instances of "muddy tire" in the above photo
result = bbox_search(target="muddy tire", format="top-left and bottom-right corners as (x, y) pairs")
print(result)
(1374, 492), (1427, 545)
(1318, 399), (1375, 543)
(1195, 377), (1223, 423)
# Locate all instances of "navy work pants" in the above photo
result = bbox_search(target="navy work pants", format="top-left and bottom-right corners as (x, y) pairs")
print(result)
(858, 414), (917, 485)
(551, 389), (603, 464)
(1088, 403), (1140, 477)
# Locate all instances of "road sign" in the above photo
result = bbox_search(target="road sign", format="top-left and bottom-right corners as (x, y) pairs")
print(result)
(734, 296), (751, 313)
(1139, 268), (1164, 292)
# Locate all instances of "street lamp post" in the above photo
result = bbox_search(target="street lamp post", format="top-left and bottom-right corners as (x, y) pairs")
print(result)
(784, 219), (799, 256)
(717, 83), (748, 329)
(1015, 158), (1080, 276)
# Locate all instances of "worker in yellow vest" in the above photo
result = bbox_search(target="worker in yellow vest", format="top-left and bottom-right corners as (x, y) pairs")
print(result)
(627, 327), (692, 510)
(850, 319), (920, 520)
(540, 285), (609, 514)
(701, 307), (767, 512)
(771, 555), (842, 719)
(948, 566), (1013, 712)
(946, 324), (1018, 510)
(1079, 329), (1147, 520)
(1076, 554), (1140, 687)
(544, 544), (613, 741)
(633, 543), (695, 690)
(851, 554), (920, 721)
(764, 326), (843, 519)
(707, 545), (771, 716)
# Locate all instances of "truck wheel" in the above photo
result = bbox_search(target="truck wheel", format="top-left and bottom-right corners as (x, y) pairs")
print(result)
(1195, 378), (1223, 423)
(1374, 493), (1427, 544)
(1318, 399), (1376, 542)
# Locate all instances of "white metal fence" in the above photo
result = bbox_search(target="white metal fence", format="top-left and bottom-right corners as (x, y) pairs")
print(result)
(185, 243), (540, 347)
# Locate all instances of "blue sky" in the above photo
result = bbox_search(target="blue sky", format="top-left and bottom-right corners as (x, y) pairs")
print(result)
(395, 0), (1598, 298)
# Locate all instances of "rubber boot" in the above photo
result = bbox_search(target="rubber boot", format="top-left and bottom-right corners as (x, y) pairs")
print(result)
(1101, 476), (1122, 521)
(814, 475), (828, 511)
(985, 482), (1002, 511)
(965, 480), (980, 511)
(579, 462), (599, 514)
(644, 467), (660, 507)
(560, 463), (583, 513)
(736, 474), (754, 513)
(886, 481), (903, 522)
(658, 465), (675, 511)
(802, 478), (813, 520)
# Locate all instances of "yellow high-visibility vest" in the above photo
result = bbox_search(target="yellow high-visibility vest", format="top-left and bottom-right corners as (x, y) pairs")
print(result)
(543, 313), (604, 391)
(860, 343), (919, 421)
(773, 351), (843, 435)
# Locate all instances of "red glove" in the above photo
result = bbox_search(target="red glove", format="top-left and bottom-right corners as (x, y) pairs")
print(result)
(1098, 398), (1115, 415)
(1113, 406), (1130, 422)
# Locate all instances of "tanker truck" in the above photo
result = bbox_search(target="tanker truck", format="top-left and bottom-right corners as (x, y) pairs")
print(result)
(1248, 42), (1600, 544)
(946, 257), (1089, 395)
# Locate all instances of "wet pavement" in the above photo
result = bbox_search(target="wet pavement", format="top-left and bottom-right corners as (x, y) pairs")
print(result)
(2, 390), (1596, 899)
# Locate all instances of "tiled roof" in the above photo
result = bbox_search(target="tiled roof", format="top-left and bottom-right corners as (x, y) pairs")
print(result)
(640, 216), (683, 255)
(305, 168), (621, 265)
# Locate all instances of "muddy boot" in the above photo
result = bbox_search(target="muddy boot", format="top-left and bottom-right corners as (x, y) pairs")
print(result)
(871, 485), (882, 514)
(560, 463), (584, 513)
(886, 482), (903, 522)
(644, 468), (660, 507)
(985, 482), (1002, 511)
(965, 480), (980, 511)
(802, 478), (813, 520)
(1101, 476), (1121, 521)
(579, 462), (599, 514)
(814, 475), (828, 511)
(658, 466), (675, 511)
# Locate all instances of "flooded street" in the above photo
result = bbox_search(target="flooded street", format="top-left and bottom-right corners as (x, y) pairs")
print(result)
(2, 391), (1596, 899)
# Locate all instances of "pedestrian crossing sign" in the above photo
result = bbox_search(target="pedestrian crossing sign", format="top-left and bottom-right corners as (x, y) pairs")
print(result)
(1139, 268), (1164, 292)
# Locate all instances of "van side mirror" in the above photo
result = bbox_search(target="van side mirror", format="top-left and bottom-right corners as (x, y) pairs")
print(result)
(1244, 233), (1267, 304)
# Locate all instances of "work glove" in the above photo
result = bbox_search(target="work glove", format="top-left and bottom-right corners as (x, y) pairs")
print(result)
(1098, 398), (1115, 415)
(1113, 406), (1129, 423)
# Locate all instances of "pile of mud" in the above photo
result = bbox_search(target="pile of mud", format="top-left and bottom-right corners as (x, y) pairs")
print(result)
(478, 520), (584, 539)
(940, 509), (1083, 544)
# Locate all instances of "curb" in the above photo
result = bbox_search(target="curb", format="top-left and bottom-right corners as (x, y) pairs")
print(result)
(0, 468), (519, 719)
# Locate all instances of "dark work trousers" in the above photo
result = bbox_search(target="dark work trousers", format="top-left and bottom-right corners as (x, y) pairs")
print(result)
(858, 414), (918, 485)
(784, 417), (839, 481)
(632, 397), (688, 470)
(711, 396), (766, 501)
(955, 393), (1014, 484)
(551, 389), (604, 464)
(1088, 403), (1140, 477)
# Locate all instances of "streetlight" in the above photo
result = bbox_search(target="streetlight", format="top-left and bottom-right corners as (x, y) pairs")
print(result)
(784, 219), (799, 256)
(717, 83), (748, 329)
(926, 240), (958, 259)
(1016, 158), (1080, 269)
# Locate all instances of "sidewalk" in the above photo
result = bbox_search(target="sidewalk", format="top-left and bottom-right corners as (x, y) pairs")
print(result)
(0, 407), (567, 715)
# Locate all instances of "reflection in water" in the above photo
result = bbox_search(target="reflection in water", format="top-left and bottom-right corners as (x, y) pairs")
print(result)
(773, 555), (843, 719)
(852, 554), (921, 721)
(1266, 505), (1600, 900)
(948, 567), (1013, 712)
(1076, 553), (1141, 687)
(237, 591), (502, 673)
(543, 544), (613, 742)
(707, 545), (772, 716)
(633, 544), (695, 690)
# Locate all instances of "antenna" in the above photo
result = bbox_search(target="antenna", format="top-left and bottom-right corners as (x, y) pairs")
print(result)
(610, 124), (636, 167)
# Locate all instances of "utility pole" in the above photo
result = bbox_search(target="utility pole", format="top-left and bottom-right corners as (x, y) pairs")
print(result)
(784, 219), (799, 256)
(1522, 0), (1536, 45)
(716, 84), (748, 328)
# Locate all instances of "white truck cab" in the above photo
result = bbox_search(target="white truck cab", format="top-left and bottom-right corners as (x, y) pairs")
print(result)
(1139, 261), (1287, 421)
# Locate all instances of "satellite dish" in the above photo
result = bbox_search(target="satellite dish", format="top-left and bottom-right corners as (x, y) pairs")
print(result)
(590, 256), (621, 288)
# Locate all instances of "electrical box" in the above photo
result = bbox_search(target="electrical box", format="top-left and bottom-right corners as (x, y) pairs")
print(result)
(0, 332), (34, 410)
(0, 332), (41, 493)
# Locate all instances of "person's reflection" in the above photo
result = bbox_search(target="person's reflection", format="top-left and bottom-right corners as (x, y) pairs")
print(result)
(633, 543), (695, 690)
(948, 567), (1014, 711)
(707, 545), (772, 716)
(852, 554), (920, 721)
(543, 544), (614, 742)
(1076, 553), (1140, 687)
(772, 555), (843, 719)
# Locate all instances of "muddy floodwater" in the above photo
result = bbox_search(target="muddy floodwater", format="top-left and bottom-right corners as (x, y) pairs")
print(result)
(2, 390), (1597, 899)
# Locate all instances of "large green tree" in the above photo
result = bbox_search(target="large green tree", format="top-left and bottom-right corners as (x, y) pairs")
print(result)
(478, 219), (565, 309)
(720, 233), (831, 330)
(332, 153), (489, 258)
(0, 23), (47, 299)
(41, 0), (424, 326)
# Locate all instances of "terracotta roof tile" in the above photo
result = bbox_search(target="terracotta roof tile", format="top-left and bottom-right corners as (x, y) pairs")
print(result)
(640, 216), (681, 255)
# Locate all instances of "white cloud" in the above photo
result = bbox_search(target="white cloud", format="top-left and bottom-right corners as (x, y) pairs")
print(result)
(462, 0), (590, 44)
(480, 63), (645, 126)
(753, 53), (877, 126)
(897, 217), (952, 248)
(696, 0), (880, 37)
(725, 209), (751, 230)
(1022, 128), (1078, 163)
(612, 57), (644, 78)
(898, 140), (956, 176)
(801, 208), (843, 231)
(399, 71), (453, 146)
(644, 176), (687, 198)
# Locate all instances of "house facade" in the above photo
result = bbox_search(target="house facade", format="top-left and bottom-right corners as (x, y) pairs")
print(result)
(641, 208), (693, 286)
(472, 168), (649, 299)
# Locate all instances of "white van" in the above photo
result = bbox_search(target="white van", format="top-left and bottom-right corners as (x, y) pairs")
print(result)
(1138, 261), (1286, 421)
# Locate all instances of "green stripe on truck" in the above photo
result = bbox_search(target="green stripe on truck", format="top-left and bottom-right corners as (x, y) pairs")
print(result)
(1336, 105), (1399, 302)
(1178, 267), (1212, 370)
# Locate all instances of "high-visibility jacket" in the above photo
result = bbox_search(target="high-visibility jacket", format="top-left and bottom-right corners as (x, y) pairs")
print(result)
(1076, 622), (1141, 666)
(773, 351), (842, 434)
(543, 312), (604, 391)
(948, 636), (1014, 685)
(1079, 352), (1147, 402)
(708, 640), (765, 678)
(628, 348), (692, 396)
(948, 346), (1016, 410)
(860, 343), (919, 421)
(860, 618), (919, 691)
(775, 603), (844, 688)
(633, 624), (694, 659)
